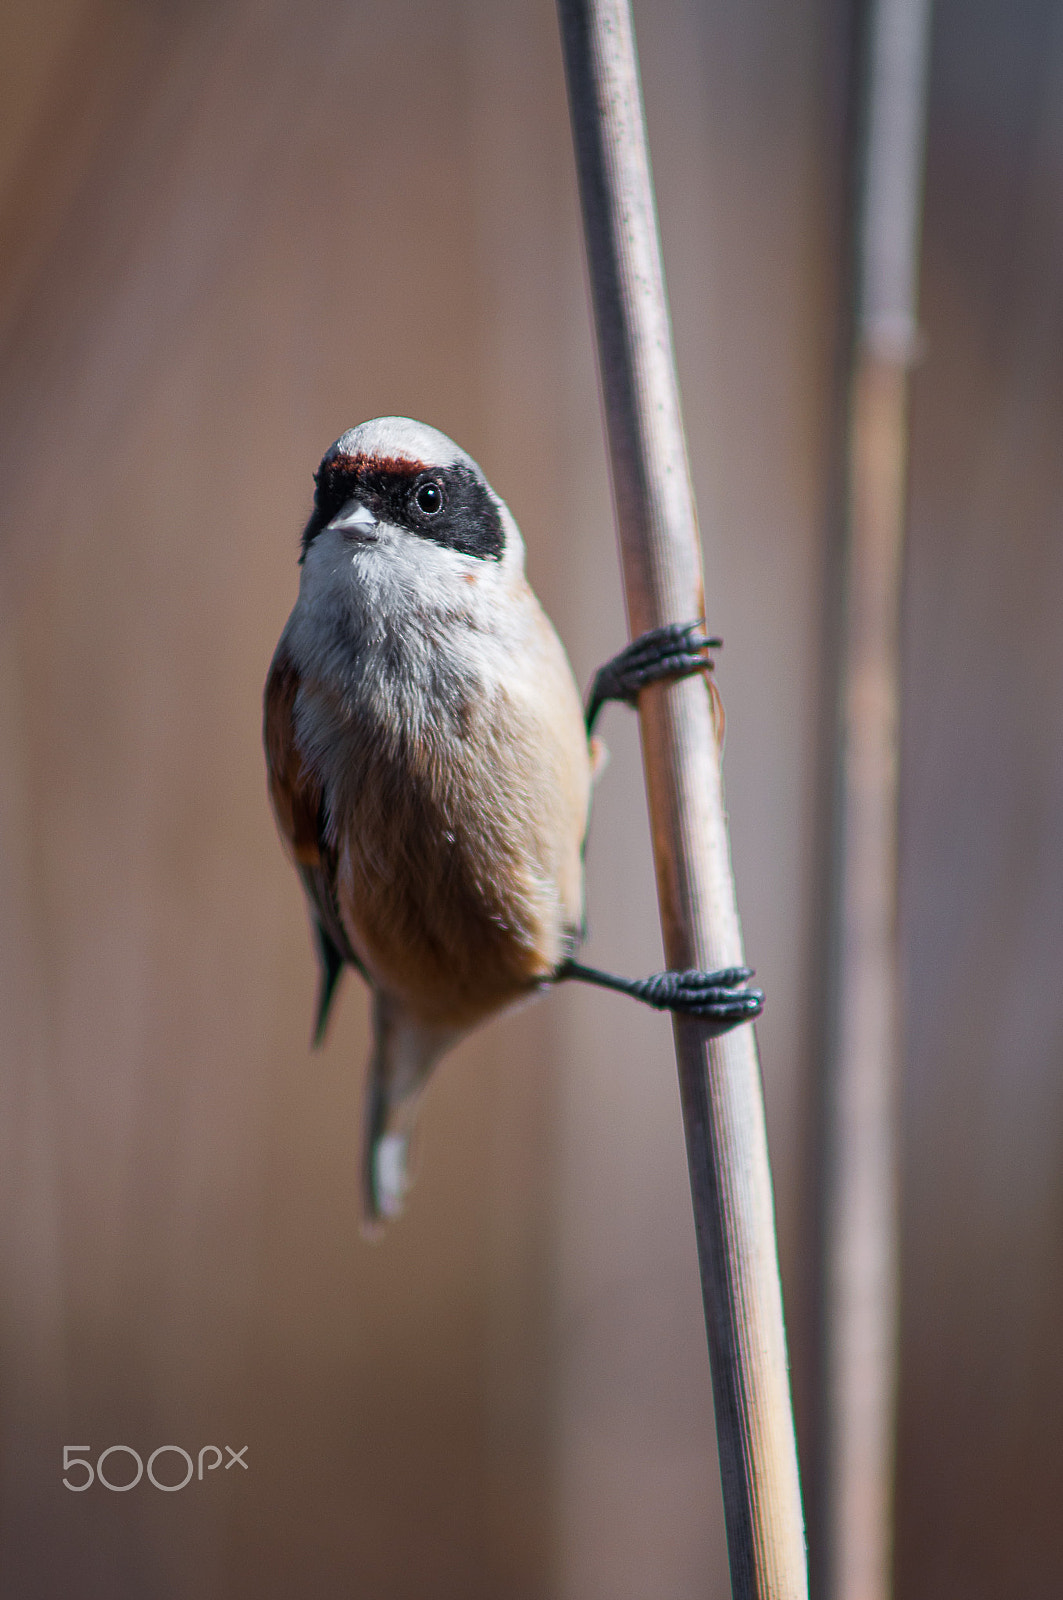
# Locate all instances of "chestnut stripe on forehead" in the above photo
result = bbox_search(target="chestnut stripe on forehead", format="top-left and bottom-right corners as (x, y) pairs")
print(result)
(320, 451), (430, 483)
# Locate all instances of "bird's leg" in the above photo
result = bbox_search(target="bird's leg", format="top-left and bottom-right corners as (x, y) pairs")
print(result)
(555, 959), (763, 1035)
(579, 624), (758, 1031)
(585, 621), (721, 733)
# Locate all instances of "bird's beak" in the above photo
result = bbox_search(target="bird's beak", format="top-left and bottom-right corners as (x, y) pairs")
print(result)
(327, 497), (378, 542)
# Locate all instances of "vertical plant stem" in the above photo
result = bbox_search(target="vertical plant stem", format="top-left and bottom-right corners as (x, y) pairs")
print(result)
(557, 2), (808, 1594)
(823, 3), (932, 1598)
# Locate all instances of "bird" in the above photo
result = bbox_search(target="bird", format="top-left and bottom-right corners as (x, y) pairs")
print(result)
(264, 417), (762, 1226)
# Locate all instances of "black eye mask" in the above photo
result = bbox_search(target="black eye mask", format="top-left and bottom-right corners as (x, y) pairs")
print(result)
(300, 454), (505, 564)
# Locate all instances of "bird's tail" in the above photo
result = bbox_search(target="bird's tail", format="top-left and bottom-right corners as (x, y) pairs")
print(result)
(361, 993), (456, 1232)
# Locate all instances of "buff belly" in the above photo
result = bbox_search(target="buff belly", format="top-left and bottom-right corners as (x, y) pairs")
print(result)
(331, 694), (587, 1031)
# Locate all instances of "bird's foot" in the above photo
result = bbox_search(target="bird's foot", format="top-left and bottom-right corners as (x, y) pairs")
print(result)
(625, 965), (763, 1031)
(586, 621), (720, 732)
(557, 958), (762, 1035)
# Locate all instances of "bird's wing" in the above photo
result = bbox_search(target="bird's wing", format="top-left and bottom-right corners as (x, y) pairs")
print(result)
(263, 644), (364, 1042)
(264, 645), (325, 866)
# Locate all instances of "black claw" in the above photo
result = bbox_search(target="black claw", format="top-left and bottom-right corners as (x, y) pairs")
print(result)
(586, 621), (721, 731)
(628, 967), (764, 1032)
(703, 965), (754, 989)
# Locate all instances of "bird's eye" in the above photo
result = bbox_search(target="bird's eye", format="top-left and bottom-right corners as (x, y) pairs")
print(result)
(415, 481), (444, 516)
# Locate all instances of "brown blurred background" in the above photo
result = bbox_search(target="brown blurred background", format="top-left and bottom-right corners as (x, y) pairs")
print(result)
(0, 0), (1061, 1596)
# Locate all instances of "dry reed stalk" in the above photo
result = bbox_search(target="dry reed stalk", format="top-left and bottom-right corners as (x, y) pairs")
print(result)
(557, 2), (809, 1593)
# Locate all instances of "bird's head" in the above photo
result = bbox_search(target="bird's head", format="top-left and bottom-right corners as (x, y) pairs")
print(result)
(298, 418), (524, 594)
